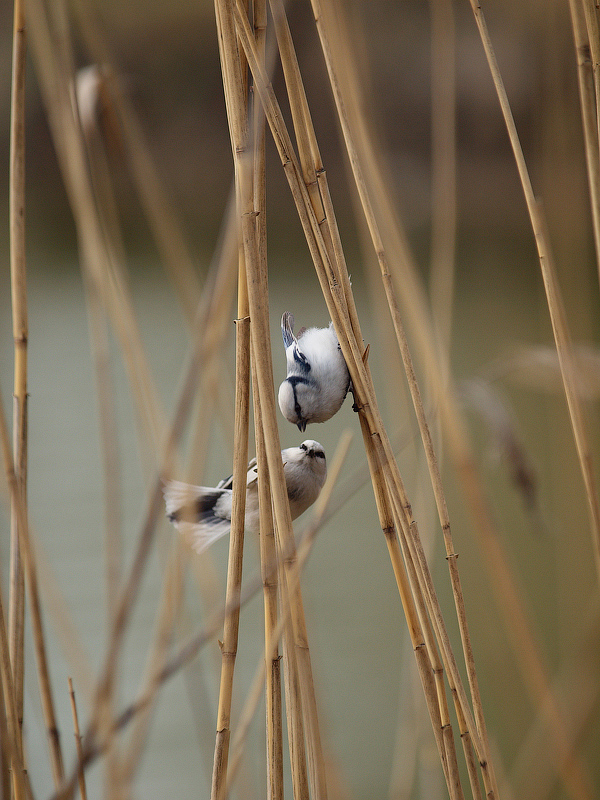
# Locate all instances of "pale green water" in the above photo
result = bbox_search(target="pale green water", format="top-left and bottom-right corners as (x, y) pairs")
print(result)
(1, 248), (599, 800)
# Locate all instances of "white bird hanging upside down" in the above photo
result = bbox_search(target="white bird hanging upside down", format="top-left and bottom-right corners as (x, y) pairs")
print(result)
(164, 440), (327, 554)
(278, 312), (351, 432)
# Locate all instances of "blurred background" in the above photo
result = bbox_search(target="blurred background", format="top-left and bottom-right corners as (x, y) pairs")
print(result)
(0, 1), (599, 798)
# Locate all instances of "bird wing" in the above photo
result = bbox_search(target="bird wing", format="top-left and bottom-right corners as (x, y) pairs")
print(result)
(216, 455), (258, 492)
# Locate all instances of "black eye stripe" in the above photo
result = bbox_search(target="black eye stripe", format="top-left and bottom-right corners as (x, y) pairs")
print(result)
(300, 443), (307, 451)
(315, 451), (325, 459)
(289, 378), (306, 426)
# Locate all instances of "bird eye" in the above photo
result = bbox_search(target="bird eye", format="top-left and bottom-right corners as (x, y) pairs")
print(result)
(300, 443), (307, 451)
(315, 451), (325, 459)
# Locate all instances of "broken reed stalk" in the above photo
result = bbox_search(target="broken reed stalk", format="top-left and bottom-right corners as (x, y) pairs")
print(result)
(467, 0), (600, 591)
(68, 678), (88, 800)
(233, 4), (493, 795)
(569, 0), (600, 286)
(9, 0), (27, 767)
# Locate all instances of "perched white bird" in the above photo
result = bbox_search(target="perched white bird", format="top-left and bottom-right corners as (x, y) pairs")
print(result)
(164, 440), (327, 554)
(278, 312), (351, 431)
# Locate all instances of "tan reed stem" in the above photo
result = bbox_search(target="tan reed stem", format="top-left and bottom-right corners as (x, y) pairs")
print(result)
(252, 369), (286, 800)
(9, 0), (27, 767)
(250, 3), (285, 790)
(210, 1), (252, 797)
(50, 245), (239, 800)
(10, 0), (67, 786)
(357, 414), (452, 791)
(68, 679), (88, 800)
(429, 0), (457, 351)
(580, 0), (600, 153)
(225, 432), (353, 796)
(233, 7), (489, 794)
(0, 386), (40, 800)
(210, 311), (251, 800)
(315, 5), (594, 798)
(117, 541), (185, 791)
(224, 3), (331, 798)
(467, 0), (600, 593)
(306, 3), (502, 794)
(569, 0), (600, 287)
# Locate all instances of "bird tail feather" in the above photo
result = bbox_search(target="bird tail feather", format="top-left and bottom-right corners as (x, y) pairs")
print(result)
(163, 480), (231, 554)
(281, 311), (296, 348)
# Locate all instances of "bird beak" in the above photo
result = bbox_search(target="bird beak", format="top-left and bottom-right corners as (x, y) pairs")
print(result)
(297, 420), (307, 433)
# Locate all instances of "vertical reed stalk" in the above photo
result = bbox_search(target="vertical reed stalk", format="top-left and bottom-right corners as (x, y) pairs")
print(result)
(10, 0), (66, 787)
(225, 3), (330, 798)
(9, 0), (27, 767)
(68, 678), (88, 800)
(210, 1), (252, 797)
(233, 6), (486, 793)
(429, 0), (457, 351)
(251, 2), (285, 793)
(0, 386), (39, 800)
(467, 0), (600, 593)
(569, 0), (600, 285)
(357, 415), (452, 793)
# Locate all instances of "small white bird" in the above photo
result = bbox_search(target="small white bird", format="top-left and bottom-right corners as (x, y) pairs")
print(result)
(278, 312), (351, 431)
(164, 440), (327, 554)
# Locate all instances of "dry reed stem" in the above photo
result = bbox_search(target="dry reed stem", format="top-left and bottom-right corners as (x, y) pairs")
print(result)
(329, 10), (594, 796)
(52, 464), (346, 800)
(116, 541), (185, 791)
(252, 375), (285, 800)
(9, 6), (66, 784)
(268, 0), (364, 350)
(356, 415), (452, 791)
(0, 384), (42, 800)
(210, 2), (253, 798)
(250, 3), (285, 789)
(210, 316), (251, 800)
(275, 2), (491, 791)
(467, 0), (600, 592)
(68, 679), (88, 800)
(580, 0), (600, 170)
(233, 6), (488, 794)
(429, 0), (458, 352)
(225, 432), (353, 797)
(569, 0), (600, 286)
(222, 3), (330, 799)
(9, 0), (27, 768)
